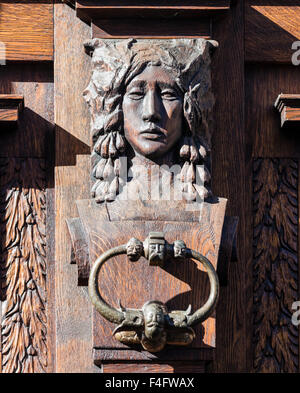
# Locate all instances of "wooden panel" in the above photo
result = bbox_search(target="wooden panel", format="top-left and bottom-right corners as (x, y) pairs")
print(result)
(0, 63), (54, 158)
(75, 199), (226, 362)
(0, 108), (18, 123)
(283, 107), (300, 125)
(246, 64), (300, 158)
(0, 41), (54, 373)
(0, 158), (47, 373)
(91, 221), (217, 353)
(92, 18), (211, 39)
(245, 0), (300, 64)
(245, 64), (300, 374)
(0, 1), (53, 62)
(274, 94), (300, 129)
(76, 0), (230, 21)
(67, 214), (236, 288)
(0, 95), (23, 108)
(54, 3), (97, 373)
(78, 0), (230, 4)
(0, 94), (23, 127)
(103, 362), (206, 373)
(253, 158), (298, 372)
(211, 0), (246, 372)
(95, 348), (213, 364)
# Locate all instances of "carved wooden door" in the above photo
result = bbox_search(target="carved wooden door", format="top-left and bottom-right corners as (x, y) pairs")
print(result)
(1, 0), (300, 374)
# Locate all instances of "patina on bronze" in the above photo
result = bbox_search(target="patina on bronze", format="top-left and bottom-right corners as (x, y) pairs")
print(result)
(88, 232), (219, 353)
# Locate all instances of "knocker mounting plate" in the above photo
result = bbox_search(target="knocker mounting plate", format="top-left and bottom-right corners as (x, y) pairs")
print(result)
(65, 198), (237, 363)
(89, 231), (219, 353)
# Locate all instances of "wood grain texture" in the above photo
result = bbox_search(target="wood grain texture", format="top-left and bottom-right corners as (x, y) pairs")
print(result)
(0, 108), (18, 123)
(76, 0), (230, 21)
(245, 0), (300, 64)
(0, 0), (53, 61)
(217, 216), (238, 286)
(45, 187), (55, 373)
(283, 108), (300, 125)
(66, 217), (90, 286)
(0, 95), (23, 108)
(253, 158), (298, 372)
(67, 211), (236, 288)
(0, 158), (47, 373)
(93, 220), (216, 353)
(92, 18), (211, 39)
(245, 64), (300, 373)
(95, 348), (213, 364)
(76, 199), (227, 363)
(103, 361), (206, 373)
(0, 63), (54, 158)
(274, 94), (300, 129)
(77, 0), (230, 4)
(246, 64), (300, 159)
(210, 0), (246, 372)
(0, 94), (23, 126)
(54, 2), (97, 373)
(0, 62), (54, 372)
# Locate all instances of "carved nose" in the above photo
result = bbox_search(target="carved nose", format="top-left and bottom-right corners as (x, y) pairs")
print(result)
(142, 91), (161, 122)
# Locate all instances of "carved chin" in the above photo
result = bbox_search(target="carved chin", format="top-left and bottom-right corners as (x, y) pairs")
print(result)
(141, 331), (167, 353)
(145, 326), (164, 340)
(132, 139), (173, 159)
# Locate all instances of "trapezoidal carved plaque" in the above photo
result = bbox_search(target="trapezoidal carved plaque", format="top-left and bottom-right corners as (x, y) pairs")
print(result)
(67, 38), (238, 366)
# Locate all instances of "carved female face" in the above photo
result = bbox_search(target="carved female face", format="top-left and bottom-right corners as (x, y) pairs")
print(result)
(122, 65), (183, 160)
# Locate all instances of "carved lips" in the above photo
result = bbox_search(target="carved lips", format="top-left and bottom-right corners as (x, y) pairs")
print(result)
(140, 125), (166, 141)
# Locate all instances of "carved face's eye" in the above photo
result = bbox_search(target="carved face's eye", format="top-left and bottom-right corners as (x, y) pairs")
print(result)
(127, 89), (144, 100)
(157, 314), (164, 323)
(161, 89), (179, 101)
(122, 65), (183, 159)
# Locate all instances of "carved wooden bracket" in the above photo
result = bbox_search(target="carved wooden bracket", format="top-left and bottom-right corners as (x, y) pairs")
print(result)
(64, 33), (239, 365)
(66, 0), (232, 23)
(66, 198), (238, 364)
(274, 94), (300, 129)
(64, 1), (233, 39)
(67, 201), (238, 287)
(0, 94), (24, 129)
(67, 217), (90, 286)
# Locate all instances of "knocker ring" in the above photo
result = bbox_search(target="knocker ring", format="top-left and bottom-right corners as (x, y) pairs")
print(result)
(88, 232), (219, 352)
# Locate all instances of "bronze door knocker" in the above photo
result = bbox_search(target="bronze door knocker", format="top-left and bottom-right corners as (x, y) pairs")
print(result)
(88, 232), (219, 353)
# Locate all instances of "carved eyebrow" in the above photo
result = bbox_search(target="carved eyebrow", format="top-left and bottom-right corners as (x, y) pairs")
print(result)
(126, 80), (146, 89)
(158, 82), (177, 90)
(158, 82), (182, 96)
(126, 79), (182, 96)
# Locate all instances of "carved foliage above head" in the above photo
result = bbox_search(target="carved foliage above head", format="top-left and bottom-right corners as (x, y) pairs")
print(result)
(84, 38), (218, 203)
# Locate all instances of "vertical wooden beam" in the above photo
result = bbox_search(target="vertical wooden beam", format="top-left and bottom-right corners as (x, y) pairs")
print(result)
(245, 63), (300, 372)
(252, 159), (298, 372)
(0, 62), (54, 373)
(211, 0), (246, 372)
(298, 161), (300, 374)
(54, 2), (97, 373)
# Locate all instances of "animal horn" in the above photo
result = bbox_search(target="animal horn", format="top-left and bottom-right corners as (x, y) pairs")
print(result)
(185, 304), (192, 315)
(119, 299), (126, 312)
